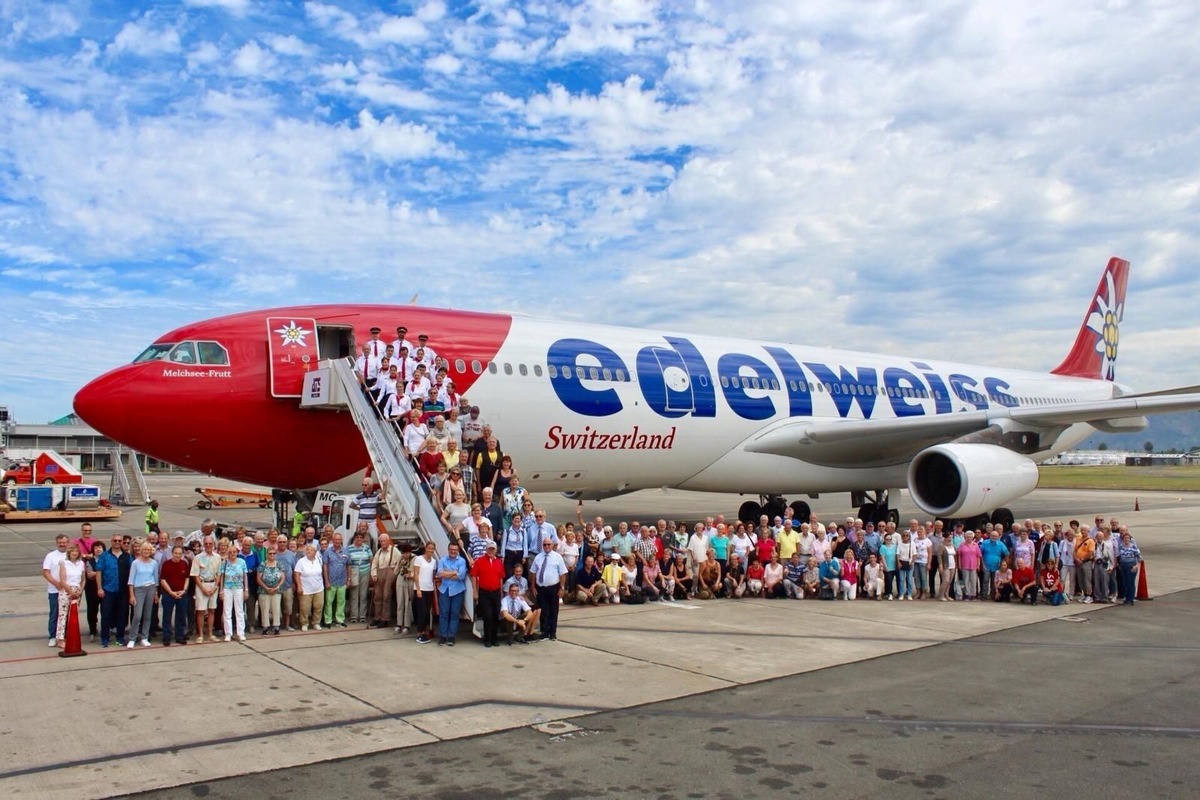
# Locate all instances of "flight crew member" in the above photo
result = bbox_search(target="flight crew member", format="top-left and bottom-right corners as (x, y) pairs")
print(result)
(471, 541), (506, 647)
(529, 539), (568, 641)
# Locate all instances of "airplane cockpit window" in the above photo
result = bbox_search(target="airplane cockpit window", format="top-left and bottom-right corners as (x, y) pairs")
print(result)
(196, 341), (229, 365)
(133, 343), (174, 363)
(168, 342), (197, 364)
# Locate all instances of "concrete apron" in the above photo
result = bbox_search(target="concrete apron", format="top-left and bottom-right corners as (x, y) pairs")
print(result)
(1, 497), (1196, 799)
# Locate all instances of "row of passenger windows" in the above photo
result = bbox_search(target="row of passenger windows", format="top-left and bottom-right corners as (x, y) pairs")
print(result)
(456, 358), (1077, 406)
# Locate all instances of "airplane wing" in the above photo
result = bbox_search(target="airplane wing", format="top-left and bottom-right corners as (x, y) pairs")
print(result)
(743, 391), (1200, 468)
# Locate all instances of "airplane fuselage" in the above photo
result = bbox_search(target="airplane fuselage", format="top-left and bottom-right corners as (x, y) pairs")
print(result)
(73, 305), (1113, 497)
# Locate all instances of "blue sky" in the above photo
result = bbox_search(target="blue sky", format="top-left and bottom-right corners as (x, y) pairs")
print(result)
(2, 0), (1198, 422)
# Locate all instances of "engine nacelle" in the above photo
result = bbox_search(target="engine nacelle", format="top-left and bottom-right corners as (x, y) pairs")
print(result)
(907, 443), (1039, 518)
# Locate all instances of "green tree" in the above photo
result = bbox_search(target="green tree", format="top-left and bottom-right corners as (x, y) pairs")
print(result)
(1097, 442), (1108, 451)
(1143, 440), (1154, 453)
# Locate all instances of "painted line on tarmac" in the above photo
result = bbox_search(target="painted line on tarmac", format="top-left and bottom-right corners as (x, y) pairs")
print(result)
(0, 697), (610, 781)
(612, 707), (1200, 740)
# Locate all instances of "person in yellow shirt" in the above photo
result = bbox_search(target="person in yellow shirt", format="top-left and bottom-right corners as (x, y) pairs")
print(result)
(1074, 531), (1096, 603)
(601, 554), (624, 604)
(145, 500), (160, 536)
(776, 521), (800, 562)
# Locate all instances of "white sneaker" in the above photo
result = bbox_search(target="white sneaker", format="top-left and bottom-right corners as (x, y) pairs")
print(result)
(196, 635), (204, 644)
(224, 635), (231, 642)
(301, 625), (308, 631)
(314, 624), (323, 630)
(237, 635), (246, 642)
(1084, 597), (1093, 604)
(126, 641), (136, 649)
(140, 639), (151, 647)
(49, 638), (57, 647)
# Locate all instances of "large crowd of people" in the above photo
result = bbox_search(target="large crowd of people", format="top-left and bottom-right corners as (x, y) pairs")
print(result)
(40, 327), (1149, 650)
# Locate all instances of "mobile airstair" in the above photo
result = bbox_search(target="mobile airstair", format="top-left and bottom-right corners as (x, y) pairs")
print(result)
(301, 358), (474, 625)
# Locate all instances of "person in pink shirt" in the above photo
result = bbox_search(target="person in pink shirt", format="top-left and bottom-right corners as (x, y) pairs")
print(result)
(956, 531), (983, 600)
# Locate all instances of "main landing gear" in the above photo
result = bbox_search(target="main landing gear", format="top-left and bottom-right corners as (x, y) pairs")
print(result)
(736, 490), (900, 528)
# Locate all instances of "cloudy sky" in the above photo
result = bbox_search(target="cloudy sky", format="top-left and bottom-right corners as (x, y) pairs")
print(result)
(2, 0), (1198, 423)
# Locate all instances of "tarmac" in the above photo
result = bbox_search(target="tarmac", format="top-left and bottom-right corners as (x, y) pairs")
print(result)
(1, 476), (1197, 799)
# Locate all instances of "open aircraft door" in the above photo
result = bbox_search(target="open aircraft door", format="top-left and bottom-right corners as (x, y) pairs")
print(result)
(267, 317), (320, 397)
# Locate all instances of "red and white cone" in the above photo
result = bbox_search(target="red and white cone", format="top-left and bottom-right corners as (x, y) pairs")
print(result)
(59, 599), (88, 658)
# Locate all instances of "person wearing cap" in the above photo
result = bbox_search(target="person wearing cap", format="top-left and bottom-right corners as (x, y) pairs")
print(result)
(601, 552), (624, 603)
(391, 326), (414, 358)
(365, 326), (385, 358)
(471, 539), (505, 647)
(145, 499), (161, 536)
(461, 405), (485, 447)
(415, 334), (438, 366)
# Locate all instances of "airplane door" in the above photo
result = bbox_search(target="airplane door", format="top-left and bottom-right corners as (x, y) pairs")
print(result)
(267, 317), (320, 398)
(652, 347), (695, 413)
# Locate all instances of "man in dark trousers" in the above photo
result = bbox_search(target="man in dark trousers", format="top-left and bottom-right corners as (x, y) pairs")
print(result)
(470, 541), (505, 647)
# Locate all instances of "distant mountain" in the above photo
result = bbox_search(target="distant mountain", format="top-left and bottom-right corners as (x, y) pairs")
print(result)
(1079, 411), (1200, 453)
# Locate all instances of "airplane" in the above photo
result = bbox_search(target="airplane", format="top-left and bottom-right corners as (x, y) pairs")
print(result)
(73, 256), (1200, 530)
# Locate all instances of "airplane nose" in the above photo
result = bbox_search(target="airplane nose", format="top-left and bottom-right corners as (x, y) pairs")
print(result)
(74, 367), (145, 450)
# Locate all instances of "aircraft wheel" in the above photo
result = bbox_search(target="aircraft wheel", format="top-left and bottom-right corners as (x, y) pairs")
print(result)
(738, 500), (762, 526)
(789, 501), (811, 526)
(887, 508), (900, 526)
(990, 507), (1014, 533)
(763, 496), (787, 521)
(857, 503), (877, 525)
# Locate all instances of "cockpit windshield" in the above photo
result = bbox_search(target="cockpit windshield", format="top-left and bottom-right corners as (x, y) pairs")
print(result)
(133, 343), (174, 363)
(132, 340), (229, 366)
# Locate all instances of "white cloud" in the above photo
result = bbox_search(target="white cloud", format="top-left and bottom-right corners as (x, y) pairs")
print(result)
(231, 40), (277, 77)
(424, 52), (462, 75)
(107, 17), (182, 57)
(4, 4), (78, 43)
(264, 34), (316, 58)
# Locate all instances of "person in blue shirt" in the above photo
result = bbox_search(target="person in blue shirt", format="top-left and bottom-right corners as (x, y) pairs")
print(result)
(94, 537), (129, 647)
(436, 542), (469, 646)
(978, 530), (1010, 600)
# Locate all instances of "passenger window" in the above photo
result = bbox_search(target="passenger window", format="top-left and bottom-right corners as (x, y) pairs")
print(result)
(488, 362), (497, 374)
(588, 367), (599, 380)
(471, 360), (482, 374)
(720, 376), (729, 388)
(615, 369), (626, 382)
(196, 341), (229, 365)
(731, 376), (741, 388)
(168, 342), (197, 364)
(534, 365), (543, 377)
(602, 368), (612, 381)
(455, 359), (466, 373)
(697, 375), (707, 387)
(576, 366), (585, 380)
(548, 364), (559, 379)
(519, 364), (528, 376)
(503, 363), (513, 375)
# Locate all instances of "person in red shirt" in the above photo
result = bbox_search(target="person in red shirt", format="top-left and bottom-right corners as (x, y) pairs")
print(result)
(1039, 564), (1064, 606)
(158, 546), (192, 645)
(470, 541), (506, 647)
(1012, 558), (1038, 605)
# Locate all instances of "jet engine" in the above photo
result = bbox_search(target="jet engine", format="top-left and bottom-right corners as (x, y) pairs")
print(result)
(907, 443), (1039, 518)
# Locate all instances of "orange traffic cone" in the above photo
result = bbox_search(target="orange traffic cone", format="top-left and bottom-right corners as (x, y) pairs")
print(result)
(59, 600), (87, 658)
(1136, 561), (1151, 601)
(1134, 497), (1140, 511)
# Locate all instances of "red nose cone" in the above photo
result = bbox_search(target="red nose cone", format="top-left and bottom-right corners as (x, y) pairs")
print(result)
(74, 367), (146, 453)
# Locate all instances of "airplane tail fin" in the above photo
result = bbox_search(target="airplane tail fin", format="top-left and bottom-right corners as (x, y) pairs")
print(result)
(1051, 256), (1129, 381)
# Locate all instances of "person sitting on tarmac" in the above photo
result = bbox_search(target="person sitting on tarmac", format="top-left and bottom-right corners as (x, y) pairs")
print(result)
(574, 554), (605, 605)
(500, 583), (536, 644)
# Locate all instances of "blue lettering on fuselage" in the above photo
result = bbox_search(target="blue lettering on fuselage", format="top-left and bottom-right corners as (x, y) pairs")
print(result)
(546, 337), (1021, 421)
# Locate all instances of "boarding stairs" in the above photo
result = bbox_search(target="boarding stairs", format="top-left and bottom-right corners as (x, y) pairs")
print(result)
(109, 446), (149, 506)
(302, 358), (474, 624)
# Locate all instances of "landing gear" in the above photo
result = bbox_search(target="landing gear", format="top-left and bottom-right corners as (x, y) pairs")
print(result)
(989, 507), (1014, 533)
(737, 500), (762, 526)
(854, 490), (898, 526)
(789, 501), (812, 527)
(738, 495), (789, 525)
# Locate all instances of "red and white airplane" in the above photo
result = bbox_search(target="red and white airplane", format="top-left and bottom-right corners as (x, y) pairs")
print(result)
(74, 257), (1200, 527)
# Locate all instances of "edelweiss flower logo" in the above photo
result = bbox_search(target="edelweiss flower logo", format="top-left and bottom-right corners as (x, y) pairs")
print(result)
(274, 320), (311, 348)
(1084, 268), (1123, 380)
